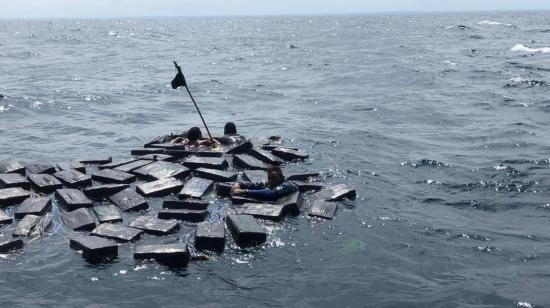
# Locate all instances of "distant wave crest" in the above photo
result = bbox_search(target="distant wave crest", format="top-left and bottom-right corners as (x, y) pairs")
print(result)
(506, 76), (547, 88)
(511, 43), (550, 53)
(478, 20), (512, 27)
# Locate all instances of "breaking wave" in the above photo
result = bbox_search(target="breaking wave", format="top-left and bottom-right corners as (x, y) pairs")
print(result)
(478, 20), (513, 27)
(505, 76), (547, 88)
(401, 159), (452, 168)
(511, 44), (550, 53)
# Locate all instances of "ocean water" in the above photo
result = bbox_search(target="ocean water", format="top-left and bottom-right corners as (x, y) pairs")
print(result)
(1, 11), (550, 307)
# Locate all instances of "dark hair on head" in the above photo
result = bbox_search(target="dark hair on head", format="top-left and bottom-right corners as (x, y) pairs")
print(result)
(187, 127), (203, 142)
(267, 166), (284, 179)
(224, 122), (237, 135)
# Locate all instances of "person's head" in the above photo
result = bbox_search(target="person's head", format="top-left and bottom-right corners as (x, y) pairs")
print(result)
(224, 122), (237, 135)
(267, 166), (284, 187)
(187, 127), (203, 142)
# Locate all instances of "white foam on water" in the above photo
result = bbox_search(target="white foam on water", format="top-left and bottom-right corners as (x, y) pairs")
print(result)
(478, 20), (512, 26)
(233, 257), (249, 264)
(426, 179), (441, 185)
(268, 238), (286, 248)
(510, 76), (528, 83)
(511, 44), (550, 53)
(508, 76), (546, 88)
(30, 101), (43, 109)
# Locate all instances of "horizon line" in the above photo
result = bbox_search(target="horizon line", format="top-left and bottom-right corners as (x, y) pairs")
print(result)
(1, 8), (548, 20)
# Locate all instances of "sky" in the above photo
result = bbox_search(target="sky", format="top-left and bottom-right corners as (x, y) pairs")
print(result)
(1, 0), (550, 18)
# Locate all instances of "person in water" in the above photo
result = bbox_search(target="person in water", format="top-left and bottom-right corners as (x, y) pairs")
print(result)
(216, 122), (246, 145)
(231, 166), (298, 201)
(171, 127), (220, 149)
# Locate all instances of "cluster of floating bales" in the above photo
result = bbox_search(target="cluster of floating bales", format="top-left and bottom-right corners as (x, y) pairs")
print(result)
(0, 136), (356, 267)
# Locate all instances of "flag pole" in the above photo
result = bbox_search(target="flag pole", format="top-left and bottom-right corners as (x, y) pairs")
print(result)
(171, 61), (213, 141)
(184, 85), (213, 141)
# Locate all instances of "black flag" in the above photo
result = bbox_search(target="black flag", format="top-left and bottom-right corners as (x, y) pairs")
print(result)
(170, 61), (214, 140)
(171, 61), (187, 89)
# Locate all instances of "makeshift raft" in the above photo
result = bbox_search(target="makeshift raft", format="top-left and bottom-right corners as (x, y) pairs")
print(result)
(0, 135), (356, 266)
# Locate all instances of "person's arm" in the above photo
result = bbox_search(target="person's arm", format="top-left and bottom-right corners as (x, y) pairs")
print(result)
(170, 137), (188, 144)
(185, 140), (199, 148)
(245, 181), (298, 201)
(195, 138), (221, 148)
(231, 135), (246, 144)
(239, 182), (265, 190)
(231, 182), (264, 196)
(216, 136), (231, 145)
(245, 188), (278, 201)
(211, 138), (221, 146)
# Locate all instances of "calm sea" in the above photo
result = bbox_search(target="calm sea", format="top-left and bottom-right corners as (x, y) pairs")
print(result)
(0, 12), (549, 307)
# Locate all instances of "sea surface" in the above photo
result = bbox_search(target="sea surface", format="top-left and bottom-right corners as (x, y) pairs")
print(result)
(1, 11), (550, 307)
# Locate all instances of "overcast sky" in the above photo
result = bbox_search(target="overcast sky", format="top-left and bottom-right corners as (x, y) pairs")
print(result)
(1, 0), (550, 18)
